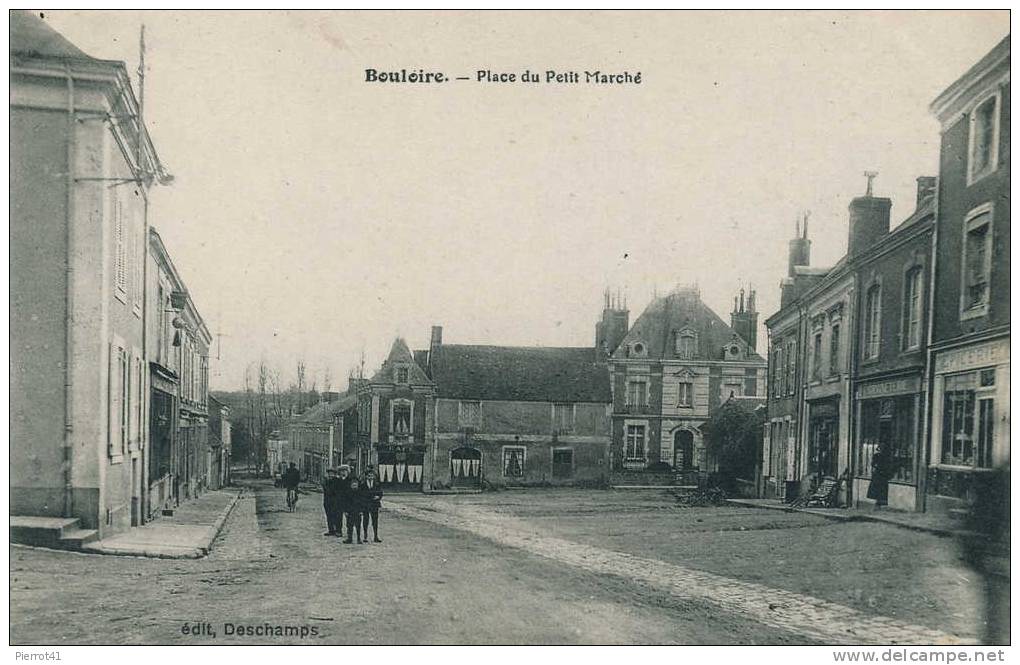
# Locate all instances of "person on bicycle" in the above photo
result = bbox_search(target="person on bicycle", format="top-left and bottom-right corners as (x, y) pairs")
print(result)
(283, 462), (301, 509)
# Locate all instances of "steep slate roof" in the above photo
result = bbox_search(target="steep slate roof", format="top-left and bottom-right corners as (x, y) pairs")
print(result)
(10, 11), (93, 60)
(429, 344), (611, 403)
(368, 338), (433, 386)
(612, 289), (765, 363)
(294, 392), (358, 424)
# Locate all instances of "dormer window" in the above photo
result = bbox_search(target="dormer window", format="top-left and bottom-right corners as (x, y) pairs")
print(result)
(630, 341), (647, 358)
(724, 335), (743, 360)
(676, 328), (697, 360)
(395, 366), (409, 384)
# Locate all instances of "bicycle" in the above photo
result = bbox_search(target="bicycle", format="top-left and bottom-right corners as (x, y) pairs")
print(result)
(286, 487), (299, 512)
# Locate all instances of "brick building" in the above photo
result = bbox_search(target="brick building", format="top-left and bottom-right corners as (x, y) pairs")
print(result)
(608, 285), (768, 482)
(926, 36), (1010, 515)
(851, 189), (935, 512)
(764, 177), (936, 507)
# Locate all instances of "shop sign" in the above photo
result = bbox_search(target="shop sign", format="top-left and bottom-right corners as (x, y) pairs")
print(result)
(857, 376), (920, 399)
(935, 338), (1009, 374)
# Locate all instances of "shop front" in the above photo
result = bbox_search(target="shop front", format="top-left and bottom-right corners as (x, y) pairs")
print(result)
(854, 374), (922, 511)
(928, 337), (1010, 515)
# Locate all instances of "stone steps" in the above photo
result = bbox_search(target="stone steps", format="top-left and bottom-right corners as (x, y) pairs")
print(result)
(10, 515), (98, 550)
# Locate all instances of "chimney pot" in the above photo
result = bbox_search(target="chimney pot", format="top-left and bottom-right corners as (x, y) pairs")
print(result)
(916, 176), (937, 208)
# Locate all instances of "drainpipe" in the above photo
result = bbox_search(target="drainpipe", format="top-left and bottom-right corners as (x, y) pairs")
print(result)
(62, 64), (76, 518)
(847, 274), (860, 505)
(919, 181), (940, 512)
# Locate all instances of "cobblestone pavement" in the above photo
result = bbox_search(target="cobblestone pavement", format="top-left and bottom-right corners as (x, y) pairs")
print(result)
(387, 497), (977, 646)
(12, 480), (813, 645)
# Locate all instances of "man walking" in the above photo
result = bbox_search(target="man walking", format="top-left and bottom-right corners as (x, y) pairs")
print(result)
(360, 466), (383, 543)
(322, 468), (341, 536)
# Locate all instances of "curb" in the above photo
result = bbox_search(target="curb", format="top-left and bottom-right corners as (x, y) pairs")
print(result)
(77, 489), (245, 560)
(725, 498), (1001, 543)
(196, 489), (244, 555)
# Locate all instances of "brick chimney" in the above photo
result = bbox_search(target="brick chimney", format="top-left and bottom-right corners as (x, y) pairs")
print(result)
(848, 173), (891, 257)
(427, 325), (443, 372)
(916, 176), (936, 208)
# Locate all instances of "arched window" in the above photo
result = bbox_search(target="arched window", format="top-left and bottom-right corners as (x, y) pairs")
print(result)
(903, 267), (923, 350)
(864, 285), (881, 360)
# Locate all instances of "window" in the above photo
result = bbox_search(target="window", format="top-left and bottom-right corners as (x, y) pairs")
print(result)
(812, 332), (823, 381)
(626, 380), (647, 407)
(858, 397), (916, 482)
(553, 403), (574, 433)
(502, 446), (526, 478)
(903, 268), (923, 350)
(941, 370), (995, 468)
(625, 424), (646, 459)
(552, 448), (574, 479)
(676, 331), (697, 360)
(772, 344), (783, 397)
(722, 381), (742, 400)
(968, 93), (999, 184)
(786, 340), (796, 396)
(395, 366), (409, 384)
(458, 401), (481, 429)
(863, 285), (881, 360)
(108, 341), (128, 458)
(391, 401), (413, 439)
(677, 382), (693, 407)
(829, 324), (841, 375)
(962, 208), (993, 317)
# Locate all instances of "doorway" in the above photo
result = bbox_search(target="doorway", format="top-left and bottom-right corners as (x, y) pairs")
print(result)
(673, 430), (695, 470)
(450, 447), (482, 487)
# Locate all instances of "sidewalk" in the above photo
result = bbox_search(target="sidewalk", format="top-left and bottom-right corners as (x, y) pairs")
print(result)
(83, 488), (242, 559)
(725, 497), (1007, 546)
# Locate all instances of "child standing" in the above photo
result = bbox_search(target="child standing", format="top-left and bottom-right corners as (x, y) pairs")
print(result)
(343, 477), (365, 544)
(360, 467), (384, 543)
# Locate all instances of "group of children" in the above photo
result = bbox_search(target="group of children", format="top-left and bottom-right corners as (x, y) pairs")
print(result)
(322, 465), (383, 544)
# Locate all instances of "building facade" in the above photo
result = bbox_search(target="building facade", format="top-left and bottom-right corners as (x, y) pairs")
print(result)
(608, 286), (768, 481)
(926, 36), (1010, 515)
(426, 327), (612, 489)
(147, 229), (212, 514)
(208, 395), (232, 490)
(851, 190), (935, 512)
(355, 339), (437, 489)
(764, 178), (936, 508)
(286, 392), (357, 482)
(11, 12), (171, 536)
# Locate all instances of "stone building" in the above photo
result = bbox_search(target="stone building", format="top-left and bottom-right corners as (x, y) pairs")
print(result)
(10, 11), (171, 537)
(207, 395), (232, 490)
(147, 229), (212, 510)
(425, 327), (612, 489)
(286, 392), (357, 482)
(608, 285), (768, 482)
(926, 36), (1010, 516)
(355, 339), (436, 489)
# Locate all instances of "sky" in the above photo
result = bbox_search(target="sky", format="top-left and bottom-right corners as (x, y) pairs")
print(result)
(41, 10), (1010, 391)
